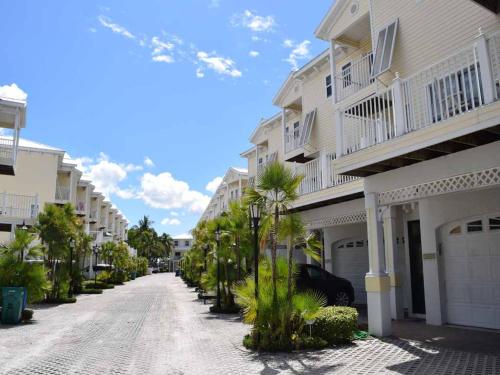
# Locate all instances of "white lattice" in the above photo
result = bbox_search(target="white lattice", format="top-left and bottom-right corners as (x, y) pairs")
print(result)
(378, 166), (500, 206)
(305, 211), (367, 230)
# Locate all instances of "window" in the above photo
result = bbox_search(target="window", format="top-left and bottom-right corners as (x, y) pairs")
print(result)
(325, 75), (332, 98)
(466, 220), (483, 233)
(371, 19), (398, 77)
(174, 240), (179, 247)
(175, 252), (181, 257)
(341, 62), (352, 88)
(449, 225), (462, 235)
(355, 240), (364, 247)
(185, 240), (190, 246)
(293, 121), (300, 140)
(306, 266), (326, 280)
(489, 217), (500, 230)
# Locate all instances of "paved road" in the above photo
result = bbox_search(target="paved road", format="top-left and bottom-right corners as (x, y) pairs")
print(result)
(0, 273), (499, 374)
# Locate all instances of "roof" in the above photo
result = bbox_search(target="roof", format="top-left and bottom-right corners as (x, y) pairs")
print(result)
(314, 0), (348, 40)
(173, 233), (193, 240)
(249, 112), (282, 143)
(232, 167), (248, 174)
(0, 136), (64, 153)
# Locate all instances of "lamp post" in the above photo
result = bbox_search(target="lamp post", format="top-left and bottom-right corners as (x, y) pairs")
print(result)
(249, 203), (261, 345)
(19, 220), (28, 262)
(215, 225), (222, 310)
(93, 244), (99, 286)
(68, 238), (75, 298)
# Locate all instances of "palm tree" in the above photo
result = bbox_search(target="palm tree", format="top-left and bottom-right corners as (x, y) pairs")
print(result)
(279, 213), (322, 301)
(158, 233), (174, 258)
(245, 162), (302, 304)
(138, 215), (153, 232)
(223, 200), (250, 280)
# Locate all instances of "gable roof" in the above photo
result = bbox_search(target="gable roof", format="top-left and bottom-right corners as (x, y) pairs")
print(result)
(314, 0), (349, 40)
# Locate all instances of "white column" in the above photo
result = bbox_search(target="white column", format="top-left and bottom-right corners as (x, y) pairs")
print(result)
(281, 108), (286, 155)
(383, 206), (404, 320)
(320, 150), (328, 189)
(365, 193), (392, 336)
(323, 227), (333, 273)
(391, 73), (406, 137)
(335, 110), (344, 157)
(418, 199), (444, 325)
(329, 39), (338, 105)
(476, 28), (495, 105)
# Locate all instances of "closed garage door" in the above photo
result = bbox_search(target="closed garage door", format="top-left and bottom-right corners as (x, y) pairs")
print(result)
(442, 215), (500, 329)
(332, 238), (369, 304)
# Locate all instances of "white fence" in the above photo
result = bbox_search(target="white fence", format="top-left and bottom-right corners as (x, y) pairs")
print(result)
(55, 185), (70, 201)
(0, 192), (38, 218)
(335, 52), (373, 102)
(341, 32), (499, 154)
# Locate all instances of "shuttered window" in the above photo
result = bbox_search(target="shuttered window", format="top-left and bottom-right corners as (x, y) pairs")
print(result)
(371, 19), (398, 77)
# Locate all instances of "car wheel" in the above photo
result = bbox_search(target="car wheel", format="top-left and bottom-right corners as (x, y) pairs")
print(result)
(334, 290), (350, 306)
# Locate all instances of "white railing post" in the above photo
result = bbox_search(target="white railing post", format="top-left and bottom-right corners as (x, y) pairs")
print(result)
(392, 72), (406, 137)
(335, 110), (344, 156)
(329, 39), (338, 105)
(34, 194), (39, 218)
(320, 151), (328, 190)
(476, 28), (495, 105)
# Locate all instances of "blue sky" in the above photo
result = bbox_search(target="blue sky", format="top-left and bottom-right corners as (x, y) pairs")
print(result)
(0, 0), (333, 236)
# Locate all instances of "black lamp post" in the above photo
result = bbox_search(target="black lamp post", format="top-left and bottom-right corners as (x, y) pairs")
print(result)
(215, 225), (222, 310)
(68, 238), (75, 298)
(93, 244), (99, 286)
(249, 203), (261, 345)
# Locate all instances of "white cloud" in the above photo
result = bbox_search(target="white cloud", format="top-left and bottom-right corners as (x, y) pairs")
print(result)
(152, 55), (174, 63)
(144, 157), (154, 167)
(151, 36), (174, 54)
(138, 172), (210, 213)
(231, 10), (275, 32)
(98, 15), (135, 39)
(196, 68), (205, 78)
(161, 218), (181, 226)
(283, 39), (311, 70)
(170, 211), (179, 217)
(196, 51), (242, 78)
(205, 176), (223, 193)
(249, 50), (260, 57)
(0, 83), (27, 102)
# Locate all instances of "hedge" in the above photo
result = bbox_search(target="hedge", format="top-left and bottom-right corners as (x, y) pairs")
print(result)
(312, 306), (358, 344)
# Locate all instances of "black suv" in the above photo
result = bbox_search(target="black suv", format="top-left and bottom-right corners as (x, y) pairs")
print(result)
(296, 264), (355, 306)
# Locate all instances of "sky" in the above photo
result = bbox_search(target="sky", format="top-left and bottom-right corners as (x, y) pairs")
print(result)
(0, 0), (333, 236)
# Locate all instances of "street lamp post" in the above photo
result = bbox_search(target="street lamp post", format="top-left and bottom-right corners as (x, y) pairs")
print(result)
(215, 225), (222, 311)
(19, 220), (28, 262)
(249, 203), (261, 345)
(203, 244), (209, 272)
(68, 238), (75, 298)
(93, 245), (99, 286)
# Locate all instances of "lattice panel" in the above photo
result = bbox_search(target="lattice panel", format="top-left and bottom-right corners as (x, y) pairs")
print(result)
(379, 166), (500, 206)
(305, 211), (367, 230)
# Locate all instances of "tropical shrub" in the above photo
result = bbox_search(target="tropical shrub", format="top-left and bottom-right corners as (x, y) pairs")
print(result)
(311, 306), (358, 344)
(235, 258), (325, 351)
(80, 288), (103, 294)
(0, 229), (49, 304)
(136, 257), (148, 276)
(295, 336), (328, 350)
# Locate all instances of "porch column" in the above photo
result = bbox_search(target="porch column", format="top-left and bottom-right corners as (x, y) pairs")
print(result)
(383, 206), (404, 320)
(335, 110), (344, 157)
(329, 39), (338, 105)
(476, 28), (495, 105)
(365, 193), (392, 336)
(418, 199), (444, 325)
(322, 227), (333, 273)
(320, 150), (329, 189)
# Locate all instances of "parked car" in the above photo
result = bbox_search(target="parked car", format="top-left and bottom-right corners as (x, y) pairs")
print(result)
(175, 269), (181, 277)
(296, 264), (355, 306)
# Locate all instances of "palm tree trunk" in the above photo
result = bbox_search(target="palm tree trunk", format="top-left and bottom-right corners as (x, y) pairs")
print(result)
(287, 236), (293, 302)
(272, 204), (279, 305)
(236, 235), (241, 281)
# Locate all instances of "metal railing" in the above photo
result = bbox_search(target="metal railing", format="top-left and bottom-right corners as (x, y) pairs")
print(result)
(55, 185), (70, 201)
(325, 153), (358, 187)
(0, 192), (38, 218)
(335, 52), (373, 102)
(0, 138), (14, 164)
(296, 158), (322, 195)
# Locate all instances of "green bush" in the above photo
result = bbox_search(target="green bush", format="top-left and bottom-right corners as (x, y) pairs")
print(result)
(311, 306), (358, 344)
(80, 288), (103, 294)
(44, 297), (77, 304)
(296, 336), (328, 350)
(83, 280), (114, 289)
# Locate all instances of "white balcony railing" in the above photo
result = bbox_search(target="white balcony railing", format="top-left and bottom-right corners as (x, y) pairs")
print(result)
(89, 209), (98, 221)
(335, 52), (373, 102)
(76, 201), (86, 213)
(0, 192), (38, 219)
(55, 185), (70, 201)
(340, 31), (500, 155)
(0, 138), (14, 165)
(325, 153), (358, 187)
(284, 109), (316, 154)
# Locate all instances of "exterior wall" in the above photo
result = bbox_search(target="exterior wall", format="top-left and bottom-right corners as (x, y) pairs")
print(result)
(371, 0), (499, 81)
(329, 0), (370, 40)
(0, 148), (60, 208)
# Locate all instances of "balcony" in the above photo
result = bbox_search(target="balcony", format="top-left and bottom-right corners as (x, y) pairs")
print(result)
(295, 154), (358, 196)
(89, 209), (98, 222)
(55, 185), (70, 201)
(0, 192), (38, 219)
(0, 98), (25, 176)
(76, 201), (86, 215)
(337, 30), (500, 176)
(284, 109), (317, 161)
(334, 52), (373, 102)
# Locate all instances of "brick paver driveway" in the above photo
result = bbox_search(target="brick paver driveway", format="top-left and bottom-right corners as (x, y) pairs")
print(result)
(1, 273), (499, 374)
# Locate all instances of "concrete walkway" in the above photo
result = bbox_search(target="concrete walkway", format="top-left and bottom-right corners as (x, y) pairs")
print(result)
(0, 273), (499, 374)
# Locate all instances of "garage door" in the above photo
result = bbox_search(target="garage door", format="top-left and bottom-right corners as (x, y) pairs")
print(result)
(332, 238), (369, 304)
(442, 215), (500, 329)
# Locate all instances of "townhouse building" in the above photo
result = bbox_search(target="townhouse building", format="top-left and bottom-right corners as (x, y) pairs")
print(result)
(240, 0), (500, 337)
(200, 167), (248, 222)
(170, 234), (193, 271)
(0, 94), (26, 176)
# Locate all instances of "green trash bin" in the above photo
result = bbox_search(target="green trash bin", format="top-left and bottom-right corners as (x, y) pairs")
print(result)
(1, 287), (26, 324)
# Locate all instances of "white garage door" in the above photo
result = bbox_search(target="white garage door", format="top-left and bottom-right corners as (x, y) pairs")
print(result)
(442, 215), (500, 329)
(332, 238), (369, 304)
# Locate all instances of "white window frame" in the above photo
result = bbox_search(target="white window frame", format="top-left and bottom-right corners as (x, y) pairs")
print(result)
(371, 19), (399, 77)
(325, 74), (332, 98)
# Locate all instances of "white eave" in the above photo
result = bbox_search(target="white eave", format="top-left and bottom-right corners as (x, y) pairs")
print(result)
(314, 0), (348, 40)
(248, 112), (282, 143)
(240, 146), (256, 158)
